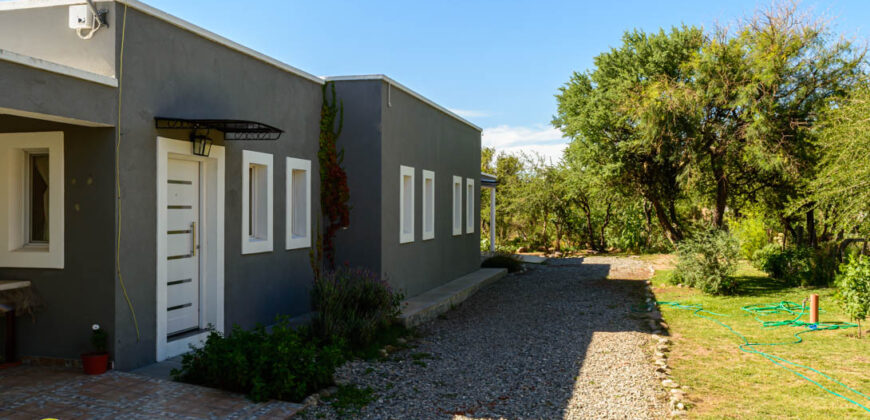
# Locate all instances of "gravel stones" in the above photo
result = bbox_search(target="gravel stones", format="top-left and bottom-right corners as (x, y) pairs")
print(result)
(299, 256), (667, 419)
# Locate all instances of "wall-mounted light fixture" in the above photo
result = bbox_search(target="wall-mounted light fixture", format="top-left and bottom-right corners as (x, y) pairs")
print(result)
(191, 133), (213, 157)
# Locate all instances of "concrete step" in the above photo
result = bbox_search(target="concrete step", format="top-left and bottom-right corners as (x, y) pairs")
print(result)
(399, 268), (508, 328)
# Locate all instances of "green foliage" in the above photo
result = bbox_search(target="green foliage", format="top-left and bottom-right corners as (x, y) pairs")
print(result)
(325, 385), (376, 417)
(753, 245), (838, 287)
(172, 321), (344, 402)
(481, 254), (523, 273)
(90, 325), (108, 353)
(729, 213), (769, 259)
(310, 266), (403, 351)
(835, 256), (870, 326)
(675, 229), (740, 295)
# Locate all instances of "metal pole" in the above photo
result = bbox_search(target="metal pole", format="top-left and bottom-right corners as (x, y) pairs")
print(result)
(490, 187), (496, 253)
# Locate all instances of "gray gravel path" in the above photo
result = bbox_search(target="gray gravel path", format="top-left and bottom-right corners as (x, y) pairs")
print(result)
(301, 256), (666, 419)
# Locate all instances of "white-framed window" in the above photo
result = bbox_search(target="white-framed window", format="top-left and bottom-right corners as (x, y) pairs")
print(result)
(422, 170), (435, 240)
(0, 132), (64, 269)
(466, 178), (475, 234)
(285, 157), (311, 250)
(399, 165), (415, 244)
(452, 175), (462, 236)
(241, 150), (273, 254)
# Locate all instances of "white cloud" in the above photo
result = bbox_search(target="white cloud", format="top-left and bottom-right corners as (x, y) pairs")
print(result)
(482, 124), (568, 164)
(448, 109), (492, 118)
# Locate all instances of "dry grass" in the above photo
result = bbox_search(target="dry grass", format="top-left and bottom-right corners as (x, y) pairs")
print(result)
(648, 257), (870, 419)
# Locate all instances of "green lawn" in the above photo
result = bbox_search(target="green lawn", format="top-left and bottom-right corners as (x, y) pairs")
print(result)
(650, 259), (870, 419)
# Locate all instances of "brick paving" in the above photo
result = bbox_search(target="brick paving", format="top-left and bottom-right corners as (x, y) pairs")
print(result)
(0, 365), (302, 419)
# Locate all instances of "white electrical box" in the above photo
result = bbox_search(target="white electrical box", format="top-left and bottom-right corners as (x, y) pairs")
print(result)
(68, 5), (93, 29)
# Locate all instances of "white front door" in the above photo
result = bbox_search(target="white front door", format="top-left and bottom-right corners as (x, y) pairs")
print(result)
(165, 158), (201, 336)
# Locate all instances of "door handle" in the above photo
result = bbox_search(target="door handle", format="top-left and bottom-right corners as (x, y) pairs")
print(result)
(191, 221), (197, 257)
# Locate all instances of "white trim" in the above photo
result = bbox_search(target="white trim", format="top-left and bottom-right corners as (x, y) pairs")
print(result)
(323, 75), (483, 132)
(156, 137), (225, 361)
(0, 107), (113, 128)
(285, 157), (311, 250)
(0, 132), (64, 269)
(399, 165), (415, 244)
(452, 175), (462, 236)
(421, 170), (435, 241)
(0, 49), (118, 87)
(466, 178), (475, 234)
(241, 150), (274, 254)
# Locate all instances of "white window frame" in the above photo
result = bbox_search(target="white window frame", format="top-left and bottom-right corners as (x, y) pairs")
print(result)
(452, 175), (462, 236)
(241, 150), (273, 254)
(466, 178), (475, 234)
(399, 165), (415, 244)
(422, 170), (435, 240)
(0, 132), (64, 269)
(285, 157), (311, 250)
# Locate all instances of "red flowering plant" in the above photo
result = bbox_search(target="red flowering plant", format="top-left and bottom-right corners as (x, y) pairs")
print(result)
(318, 82), (350, 268)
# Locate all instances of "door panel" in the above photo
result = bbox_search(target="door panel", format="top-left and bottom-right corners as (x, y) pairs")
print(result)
(165, 158), (201, 336)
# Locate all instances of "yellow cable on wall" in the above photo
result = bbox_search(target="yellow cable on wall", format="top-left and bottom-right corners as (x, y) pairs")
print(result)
(116, 0), (140, 341)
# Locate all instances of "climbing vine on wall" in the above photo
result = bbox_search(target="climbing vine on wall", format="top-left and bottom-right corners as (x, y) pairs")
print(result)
(318, 82), (350, 268)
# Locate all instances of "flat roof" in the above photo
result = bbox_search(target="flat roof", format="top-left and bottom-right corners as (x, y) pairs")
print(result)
(324, 75), (482, 132)
(0, 1), (482, 132)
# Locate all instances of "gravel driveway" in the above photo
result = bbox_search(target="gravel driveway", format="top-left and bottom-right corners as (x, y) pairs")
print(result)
(301, 256), (666, 419)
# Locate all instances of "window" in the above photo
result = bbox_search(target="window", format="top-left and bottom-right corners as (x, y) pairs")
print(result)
(285, 157), (311, 250)
(466, 178), (475, 234)
(452, 175), (462, 236)
(422, 170), (435, 240)
(399, 165), (414, 243)
(241, 150), (273, 254)
(0, 132), (64, 268)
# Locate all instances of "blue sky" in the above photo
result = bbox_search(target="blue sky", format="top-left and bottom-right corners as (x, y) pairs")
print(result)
(132, 1), (870, 159)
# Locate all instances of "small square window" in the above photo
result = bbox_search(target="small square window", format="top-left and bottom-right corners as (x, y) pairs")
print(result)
(452, 175), (462, 236)
(400, 165), (415, 244)
(242, 150), (273, 254)
(422, 170), (435, 240)
(286, 157), (311, 250)
(466, 178), (475, 234)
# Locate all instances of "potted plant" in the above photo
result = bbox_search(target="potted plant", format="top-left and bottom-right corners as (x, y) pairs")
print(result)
(81, 324), (109, 375)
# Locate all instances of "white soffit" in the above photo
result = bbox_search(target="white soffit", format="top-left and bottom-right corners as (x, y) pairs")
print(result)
(0, 48), (118, 87)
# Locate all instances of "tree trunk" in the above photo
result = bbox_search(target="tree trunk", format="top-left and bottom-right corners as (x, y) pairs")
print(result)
(806, 208), (817, 249)
(582, 202), (596, 250)
(650, 196), (683, 244)
(712, 158), (728, 229)
(599, 203), (612, 250)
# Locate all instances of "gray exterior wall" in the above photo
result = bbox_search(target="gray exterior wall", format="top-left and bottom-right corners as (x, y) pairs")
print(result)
(0, 115), (116, 361)
(334, 80), (481, 298)
(112, 7), (322, 370)
(0, 1), (116, 77)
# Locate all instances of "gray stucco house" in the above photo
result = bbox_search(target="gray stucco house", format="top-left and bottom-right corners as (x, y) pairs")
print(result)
(0, 0), (482, 371)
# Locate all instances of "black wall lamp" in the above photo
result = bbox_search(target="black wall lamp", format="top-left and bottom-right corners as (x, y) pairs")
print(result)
(191, 132), (213, 157)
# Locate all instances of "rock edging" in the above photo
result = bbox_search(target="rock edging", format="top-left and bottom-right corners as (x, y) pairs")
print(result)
(641, 277), (689, 418)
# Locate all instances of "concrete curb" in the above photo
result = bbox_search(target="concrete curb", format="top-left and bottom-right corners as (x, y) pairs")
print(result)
(398, 268), (508, 328)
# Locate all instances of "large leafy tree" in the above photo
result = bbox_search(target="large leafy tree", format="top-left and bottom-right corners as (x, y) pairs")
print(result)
(554, 26), (705, 244)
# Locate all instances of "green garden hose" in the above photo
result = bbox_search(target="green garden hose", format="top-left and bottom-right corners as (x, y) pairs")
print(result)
(656, 301), (870, 414)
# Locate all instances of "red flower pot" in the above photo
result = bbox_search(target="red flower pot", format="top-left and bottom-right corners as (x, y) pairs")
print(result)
(81, 352), (109, 375)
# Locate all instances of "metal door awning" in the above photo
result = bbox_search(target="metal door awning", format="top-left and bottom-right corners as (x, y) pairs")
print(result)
(155, 117), (283, 140)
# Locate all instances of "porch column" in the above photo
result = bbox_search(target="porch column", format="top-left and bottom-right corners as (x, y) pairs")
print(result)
(489, 187), (496, 253)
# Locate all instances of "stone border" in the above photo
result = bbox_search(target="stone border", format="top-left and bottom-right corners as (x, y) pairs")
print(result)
(641, 276), (689, 417)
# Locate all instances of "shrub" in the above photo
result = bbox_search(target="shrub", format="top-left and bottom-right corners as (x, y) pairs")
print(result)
(835, 255), (870, 335)
(729, 213), (769, 259)
(675, 229), (740, 295)
(753, 245), (837, 287)
(310, 266), (403, 351)
(172, 320), (344, 402)
(481, 253), (524, 273)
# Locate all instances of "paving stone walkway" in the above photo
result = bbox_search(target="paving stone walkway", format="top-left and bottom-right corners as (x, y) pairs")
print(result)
(0, 365), (302, 419)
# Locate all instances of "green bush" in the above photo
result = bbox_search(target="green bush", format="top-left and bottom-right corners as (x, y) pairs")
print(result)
(753, 245), (837, 287)
(835, 255), (870, 332)
(729, 213), (769, 259)
(675, 229), (740, 295)
(481, 253), (524, 273)
(310, 266), (403, 351)
(172, 320), (344, 402)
